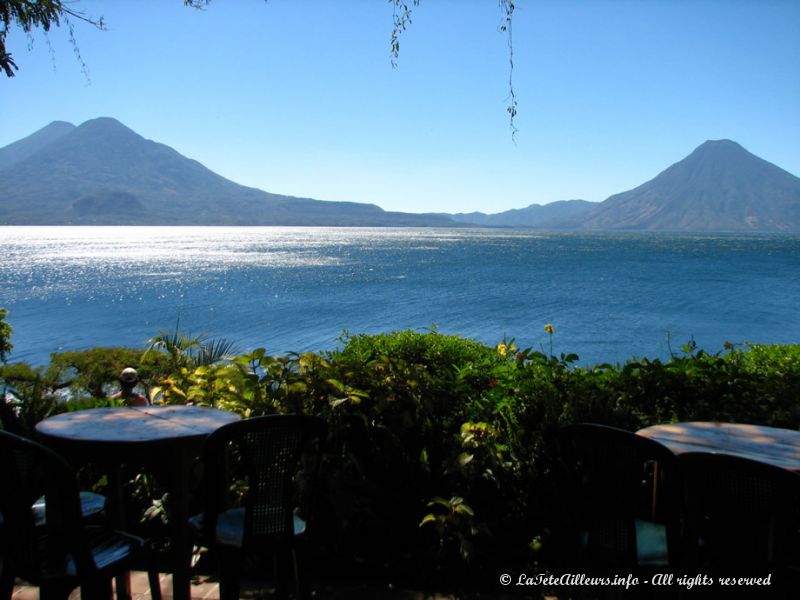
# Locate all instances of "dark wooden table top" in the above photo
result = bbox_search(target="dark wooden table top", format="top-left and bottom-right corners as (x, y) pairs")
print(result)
(36, 405), (240, 445)
(637, 421), (800, 472)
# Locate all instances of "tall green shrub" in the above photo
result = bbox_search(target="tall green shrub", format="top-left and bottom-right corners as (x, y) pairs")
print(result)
(3, 310), (800, 590)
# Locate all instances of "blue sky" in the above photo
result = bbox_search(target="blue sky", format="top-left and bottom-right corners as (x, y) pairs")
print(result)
(2, 0), (799, 214)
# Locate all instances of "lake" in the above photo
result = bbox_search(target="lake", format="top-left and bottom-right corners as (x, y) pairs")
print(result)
(1, 226), (798, 366)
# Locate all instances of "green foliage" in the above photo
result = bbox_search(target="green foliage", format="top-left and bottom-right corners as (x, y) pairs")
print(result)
(313, 333), (800, 584)
(148, 348), (335, 414)
(334, 329), (500, 369)
(388, 0), (518, 133)
(50, 346), (155, 399)
(0, 1), (206, 79)
(390, 0), (419, 67)
(0, 361), (65, 434)
(145, 329), (238, 372)
(420, 495), (486, 578)
(0, 307), (12, 363)
(4, 315), (800, 590)
(0, 0), (104, 77)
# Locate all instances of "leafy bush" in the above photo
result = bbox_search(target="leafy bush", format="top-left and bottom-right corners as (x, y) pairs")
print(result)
(50, 346), (159, 399)
(3, 307), (800, 591)
(0, 361), (64, 434)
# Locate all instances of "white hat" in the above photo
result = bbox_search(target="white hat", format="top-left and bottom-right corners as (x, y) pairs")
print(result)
(120, 367), (139, 383)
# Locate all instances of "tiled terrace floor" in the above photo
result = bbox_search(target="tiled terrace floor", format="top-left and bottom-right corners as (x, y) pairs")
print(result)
(12, 572), (546, 600)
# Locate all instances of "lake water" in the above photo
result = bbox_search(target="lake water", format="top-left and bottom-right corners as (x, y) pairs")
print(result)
(1, 226), (798, 366)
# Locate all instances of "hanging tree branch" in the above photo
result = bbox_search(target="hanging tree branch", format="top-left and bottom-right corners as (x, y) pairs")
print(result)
(390, 0), (419, 68)
(499, 0), (517, 139)
(0, 0), (105, 78)
(389, 0), (519, 138)
(4, 0), (520, 137)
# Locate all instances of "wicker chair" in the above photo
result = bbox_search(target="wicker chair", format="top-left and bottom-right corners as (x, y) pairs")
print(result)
(556, 423), (681, 574)
(189, 414), (327, 600)
(0, 430), (142, 600)
(679, 451), (800, 589)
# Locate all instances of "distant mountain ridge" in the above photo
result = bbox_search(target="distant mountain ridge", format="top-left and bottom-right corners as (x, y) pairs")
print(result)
(0, 118), (458, 226)
(0, 120), (75, 172)
(450, 139), (800, 232)
(1, 120), (798, 230)
(452, 199), (595, 228)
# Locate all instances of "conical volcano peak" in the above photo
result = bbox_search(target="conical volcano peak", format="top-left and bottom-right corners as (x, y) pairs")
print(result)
(72, 117), (144, 140)
(79, 116), (131, 130)
(555, 139), (800, 231)
(699, 138), (742, 148)
(680, 140), (760, 169)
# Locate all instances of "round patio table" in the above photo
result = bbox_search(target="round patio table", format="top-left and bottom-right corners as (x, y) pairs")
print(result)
(36, 405), (240, 600)
(637, 421), (800, 472)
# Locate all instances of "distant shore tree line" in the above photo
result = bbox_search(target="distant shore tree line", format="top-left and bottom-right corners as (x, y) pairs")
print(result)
(1, 307), (799, 590)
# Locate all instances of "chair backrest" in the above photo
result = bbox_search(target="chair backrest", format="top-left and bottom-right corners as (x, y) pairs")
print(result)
(559, 423), (678, 518)
(678, 452), (800, 573)
(201, 414), (327, 547)
(557, 423), (679, 568)
(0, 430), (90, 580)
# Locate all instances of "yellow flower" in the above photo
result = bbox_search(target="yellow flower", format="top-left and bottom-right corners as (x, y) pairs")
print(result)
(544, 323), (554, 335)
(497, 342), (508, 357)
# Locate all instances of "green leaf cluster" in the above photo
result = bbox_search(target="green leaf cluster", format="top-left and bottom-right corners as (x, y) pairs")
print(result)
(2, 311), (799, 590)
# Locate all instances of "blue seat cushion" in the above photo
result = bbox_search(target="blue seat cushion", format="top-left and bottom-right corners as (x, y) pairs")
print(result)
(189, 508), (306, 549)
(635, 519), (669, 566)
(32, 491), (107, 527)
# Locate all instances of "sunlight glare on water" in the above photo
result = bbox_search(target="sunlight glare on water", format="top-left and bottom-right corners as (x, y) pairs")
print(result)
(1, 226), (798, 366)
